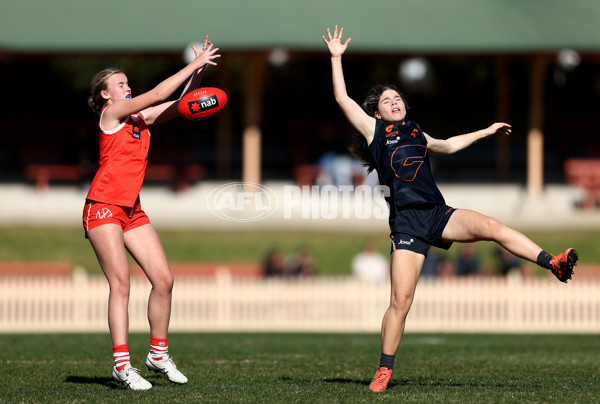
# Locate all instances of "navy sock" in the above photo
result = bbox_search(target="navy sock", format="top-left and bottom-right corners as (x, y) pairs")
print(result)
(536, 250), (553, 269)
(379, 353), (395, 370)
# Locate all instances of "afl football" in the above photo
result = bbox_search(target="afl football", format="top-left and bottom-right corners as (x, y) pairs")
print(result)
(178, 87), (228, 120)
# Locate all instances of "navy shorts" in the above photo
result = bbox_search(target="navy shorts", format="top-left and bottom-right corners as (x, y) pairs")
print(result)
(390, 204), (456, 256)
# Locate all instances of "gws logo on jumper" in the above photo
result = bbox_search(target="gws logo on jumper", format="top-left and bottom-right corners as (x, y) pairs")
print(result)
(187, 95), (219, 115)
(385, 125), (399, 138)
(207, 182), (278, 222)
(96, 208), (113, 219)
(390, 144), (428, 182)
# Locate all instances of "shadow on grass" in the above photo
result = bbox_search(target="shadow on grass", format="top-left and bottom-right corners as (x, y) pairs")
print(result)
(393, 377), (524, 390)
(400, 378), (521, 388)
(321, 377), (372, 387)
(323, 377), (522, 390)
(65, 375), (120, 390)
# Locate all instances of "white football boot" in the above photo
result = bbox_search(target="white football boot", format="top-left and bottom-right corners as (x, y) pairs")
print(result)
(145, 354), (188, 384)
(112, 364), (152, 390)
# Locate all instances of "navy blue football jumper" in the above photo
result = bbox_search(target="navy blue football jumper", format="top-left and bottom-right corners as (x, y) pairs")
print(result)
(368, 119), (455, 254)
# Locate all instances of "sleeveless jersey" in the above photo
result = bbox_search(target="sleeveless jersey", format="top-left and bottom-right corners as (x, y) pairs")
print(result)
(86, 110), (151, 207)
(368, 119), (445, 228)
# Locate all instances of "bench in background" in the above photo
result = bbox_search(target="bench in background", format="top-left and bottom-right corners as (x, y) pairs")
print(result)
(24, 163), (204, 193)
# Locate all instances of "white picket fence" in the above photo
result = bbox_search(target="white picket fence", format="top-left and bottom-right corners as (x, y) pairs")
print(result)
(1, 270), (599, 333)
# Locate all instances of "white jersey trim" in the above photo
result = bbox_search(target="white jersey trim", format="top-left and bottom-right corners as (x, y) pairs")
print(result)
(99, 110), (146, 135)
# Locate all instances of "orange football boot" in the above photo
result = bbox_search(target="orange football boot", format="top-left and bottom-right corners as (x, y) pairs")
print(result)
(549, 248), (578, 283)
(368, 367), (393, 392)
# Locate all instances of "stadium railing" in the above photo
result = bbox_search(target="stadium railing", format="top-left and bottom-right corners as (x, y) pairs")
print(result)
(1, 269), (599, 333)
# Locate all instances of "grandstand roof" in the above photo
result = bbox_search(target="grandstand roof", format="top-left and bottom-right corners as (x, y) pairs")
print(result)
(1, 0), (600, 54)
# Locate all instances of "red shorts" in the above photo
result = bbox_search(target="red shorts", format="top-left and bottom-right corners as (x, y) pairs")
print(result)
(82, 198), (150, 238)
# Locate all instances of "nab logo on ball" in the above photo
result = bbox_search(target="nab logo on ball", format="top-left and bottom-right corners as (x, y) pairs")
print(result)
(187, 95), (218, 115)
(178, 87), (228, 120)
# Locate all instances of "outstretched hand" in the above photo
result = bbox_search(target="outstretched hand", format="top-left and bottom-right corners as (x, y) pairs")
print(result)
(483, 122), (512, 138)
(190, 35), (220, 68)
(323, 25), (351, 57)
(191, 35), (213, 56)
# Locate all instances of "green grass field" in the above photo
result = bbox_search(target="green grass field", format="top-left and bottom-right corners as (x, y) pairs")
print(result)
(0, 226), (598, 276)
(0, 333), (598, 403)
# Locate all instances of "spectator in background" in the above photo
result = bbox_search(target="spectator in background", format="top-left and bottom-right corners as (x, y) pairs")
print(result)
(285, 247), (316, 277)
(263, 248), (286, 277)
(496, 246), (523, 276)
(316, 151), (366, 186)
(456, 244), (481, 276)
(352, 241), (389, 284)
(420, 248), (444, 277)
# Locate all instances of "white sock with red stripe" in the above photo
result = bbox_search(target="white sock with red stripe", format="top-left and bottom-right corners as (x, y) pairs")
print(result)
(112, 344), (130, 371)
(149, 337), (168, 361)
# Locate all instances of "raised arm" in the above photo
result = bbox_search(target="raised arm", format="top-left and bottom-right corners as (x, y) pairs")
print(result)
(142, 37), (220, 125)
(103, 38), (220, 127)
(179, 36), (213, 97)
(323, 26), (376, 144)
(425, 122), (512, 155)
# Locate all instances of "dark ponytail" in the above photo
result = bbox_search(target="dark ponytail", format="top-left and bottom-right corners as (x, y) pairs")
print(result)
(348, 133), (377, 174)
